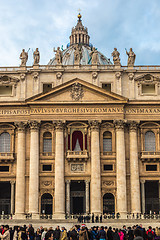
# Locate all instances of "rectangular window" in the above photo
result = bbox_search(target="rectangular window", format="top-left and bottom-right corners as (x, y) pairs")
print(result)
(43, 84), (52, 93)
(103, 138), (112, 152)
(42, 165), (52, 171)
(0, 166), (9, 172)
(102, 84), (111, 92)
(0, 86), (12, 96)
(142, 84), (155, 94)
(146, 165), (157, 171)
(104, 164), (113, 171)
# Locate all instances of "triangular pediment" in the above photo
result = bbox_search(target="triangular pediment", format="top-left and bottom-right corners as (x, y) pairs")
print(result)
(26, 79), (128, 104)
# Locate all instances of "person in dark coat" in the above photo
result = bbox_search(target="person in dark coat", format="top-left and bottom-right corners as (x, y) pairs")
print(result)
(107, 227), (113, 240)
(28, 225), (35, 240)
(98, 226), (106, 240)
(112, 228), (120, 240)
(54, 226), (61, 240)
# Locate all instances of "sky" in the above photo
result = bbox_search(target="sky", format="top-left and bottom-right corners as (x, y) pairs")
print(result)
(0, 0), (160, 66)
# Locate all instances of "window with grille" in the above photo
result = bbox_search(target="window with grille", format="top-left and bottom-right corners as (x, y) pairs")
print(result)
(103, 131), (112, 152)
(145, 131), (156, 151)
(0, 133), (10, 152)
(43, 132), (52, 153)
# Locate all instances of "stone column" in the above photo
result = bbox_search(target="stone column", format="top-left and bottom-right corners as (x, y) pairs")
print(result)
(90, 121), (101, 215)
(66, 180), (70, 215)
(85, 180), (90, 214)
(141, 180), (145, 214)
(114, 120), (127, 218)
(54, 121), (65, 219)
(129, 121), (141, 213)
(15, 122), (26, 219)
(29, 121), (40, 219)
(159, 181), (160, 214)
(10, 181), (15, 215)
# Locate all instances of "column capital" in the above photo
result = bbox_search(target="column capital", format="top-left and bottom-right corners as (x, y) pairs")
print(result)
(140, 179), (145, 184)
(85, 180), (90, 184)
(10, 180), (16, 185)
(89, 120), (100, 131)
(15, 122), (27, 132)
(29, 121), (40, 131)
(128, 121), (139, 131)
(66, 180), (71, 184)
(114, 120), (126, 130)
(53, 120), (65, 131)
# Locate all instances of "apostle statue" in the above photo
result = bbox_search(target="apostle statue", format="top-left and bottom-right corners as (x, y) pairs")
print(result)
(111, 48), (121, 66)
(74, 45), (82, 65)
(54, 47), (63, 64)
(33, 48), (40, 65)
(20, 49), (28, 66)
(90, 47), (99, 65)
(126, 48), (136, 67)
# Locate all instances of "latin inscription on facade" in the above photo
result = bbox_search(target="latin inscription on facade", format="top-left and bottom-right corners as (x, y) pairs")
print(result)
(0, 107), (160, 116)
(71, 163), (84, 172)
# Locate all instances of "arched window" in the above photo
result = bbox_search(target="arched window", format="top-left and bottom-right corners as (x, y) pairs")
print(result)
(103, 131), (112, 152)
(145, 131), (156, 151)
(72, 131), (83, 151)
(43, 132), (52, 153)
(0, 132), (10, 152)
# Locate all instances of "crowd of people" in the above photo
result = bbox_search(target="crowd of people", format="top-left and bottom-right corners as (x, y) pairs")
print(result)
(0, 224), (160, 240)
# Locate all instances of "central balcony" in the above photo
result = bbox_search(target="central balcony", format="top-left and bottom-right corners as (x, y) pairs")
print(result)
(66, 150), (89, 162)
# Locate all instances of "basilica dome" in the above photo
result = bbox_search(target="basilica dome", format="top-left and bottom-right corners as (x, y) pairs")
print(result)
(48, 14), (112, 66)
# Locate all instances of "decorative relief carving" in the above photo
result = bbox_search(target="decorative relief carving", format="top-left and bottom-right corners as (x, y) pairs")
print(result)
(115, 72), (121, 79)
(89, 120), (100, 131)
(32, 72), (39, 80)
(20, 74), (26, 81)
(128, 73), (134, 80)
(128, 121), (139, 131)
(42, 181), (52, 187)
(29, 121), (40, 131)
(103, 181), (114, 187)
(71, 163), (84, 172)
(114, 120), (125, 130)
(56, 72), (62, 80)
(53, 120), (65, 131)
(92, 72), (98, 79)
(70, 82), (84, 101)
(0, 75), (20, 84)
(15, 122), (26, 132)
(42, 123), (53, 131)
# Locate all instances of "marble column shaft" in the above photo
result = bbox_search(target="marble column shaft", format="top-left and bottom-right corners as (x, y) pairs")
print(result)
(85, 180), (90, 214)
(115, 120), (127, 216)
(129, 122), (141, 213)
(29, 121), (39, 216)
(54, 121), (65, 218)
(66, 180), (70, 215)
(141, 180), (145, 214)
(90, 121), (101, 214)
(11, 181), (15, 214)
(15, 122), (26, 217)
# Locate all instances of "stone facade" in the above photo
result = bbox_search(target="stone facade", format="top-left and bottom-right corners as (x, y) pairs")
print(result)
(0, 14), (159, 219)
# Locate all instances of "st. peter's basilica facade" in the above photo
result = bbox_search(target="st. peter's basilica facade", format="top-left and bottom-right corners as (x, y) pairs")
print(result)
(0, 14), (159, 219)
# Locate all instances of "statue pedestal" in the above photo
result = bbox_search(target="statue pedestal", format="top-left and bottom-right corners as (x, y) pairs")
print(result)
(33, 64), (39, 70)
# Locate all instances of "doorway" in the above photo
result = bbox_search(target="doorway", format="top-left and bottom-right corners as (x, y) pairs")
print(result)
(103, 193), (115, 214)
(41, 193), (53, 214)
(0, 182), (11, 214)
(70, 181), (85, 214)
(145, 181), (159, 213)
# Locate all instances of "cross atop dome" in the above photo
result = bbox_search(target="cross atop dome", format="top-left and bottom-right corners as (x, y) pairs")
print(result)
(69, 14), (90, 46)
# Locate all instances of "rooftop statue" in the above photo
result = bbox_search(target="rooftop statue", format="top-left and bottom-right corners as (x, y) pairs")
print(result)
(90, 47), (99, 65)
(126, 48), (136, 67)
(112, 48), (121, 66)
(20, 49), (28, 66)
(33, 48), (40, 65)
(54, 47), (63, 64)
(74, 45), (82, 65)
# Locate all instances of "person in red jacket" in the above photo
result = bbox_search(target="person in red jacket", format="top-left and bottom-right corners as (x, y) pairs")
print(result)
(146, 226), (155, 240)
